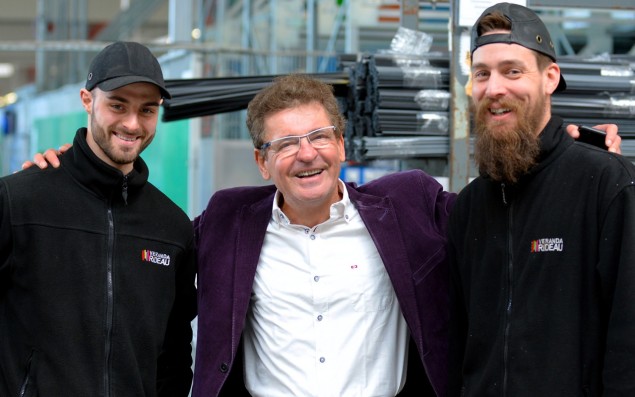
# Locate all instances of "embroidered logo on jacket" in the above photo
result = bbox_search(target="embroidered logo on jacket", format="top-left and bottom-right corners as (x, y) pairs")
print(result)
(141, 250), (171, 266)
(530, 238), (563, 253)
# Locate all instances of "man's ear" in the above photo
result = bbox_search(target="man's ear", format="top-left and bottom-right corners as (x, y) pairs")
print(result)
(80, 88), (93, 113)
(337, 135), (346, 163)
(254, 148), (271, 180)
(544, 63), (561, 95)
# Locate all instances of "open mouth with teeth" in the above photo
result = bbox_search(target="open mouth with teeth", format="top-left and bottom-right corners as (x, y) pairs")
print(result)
(114, 133), (138, 142)
(297, 169), (323, 178)
(490, 108), (511, 115)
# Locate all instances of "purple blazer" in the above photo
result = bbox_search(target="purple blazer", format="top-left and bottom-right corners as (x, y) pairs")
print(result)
(192, 169), (456, 397)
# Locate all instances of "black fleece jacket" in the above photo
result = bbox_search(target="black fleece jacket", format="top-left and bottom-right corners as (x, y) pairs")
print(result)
(0, 128), (197, 397)
(448, 116), (635, 396)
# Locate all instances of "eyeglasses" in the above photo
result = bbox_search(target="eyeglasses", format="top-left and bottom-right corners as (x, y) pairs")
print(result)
(259, 126), (337, 157)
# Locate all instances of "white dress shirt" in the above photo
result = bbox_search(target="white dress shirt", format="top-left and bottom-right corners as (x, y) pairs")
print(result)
(243, 181), (409, 397)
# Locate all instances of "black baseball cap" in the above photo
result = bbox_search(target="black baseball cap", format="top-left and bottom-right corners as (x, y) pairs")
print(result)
(471, 2), (566, 92)
(85, 41), (171, 99)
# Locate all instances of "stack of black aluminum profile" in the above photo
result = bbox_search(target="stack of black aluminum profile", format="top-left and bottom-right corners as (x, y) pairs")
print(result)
(343, 52), (452, 162)
(554, 56), (635, 137)
(159, 54), (635, 162)
(161, 73), (350, 122)
(346, 54), (635, 162)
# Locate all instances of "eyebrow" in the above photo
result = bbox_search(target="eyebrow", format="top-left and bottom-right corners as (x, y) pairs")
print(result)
(471, 59), (528, 71)
(105, 94), (161, 107)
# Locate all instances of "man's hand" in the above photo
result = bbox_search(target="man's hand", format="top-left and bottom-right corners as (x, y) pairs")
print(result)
(21, 143), (72, 170)
(566, 124), (621, 154)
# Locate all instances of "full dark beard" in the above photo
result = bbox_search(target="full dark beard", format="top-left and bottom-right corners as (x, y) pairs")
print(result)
(473, 98), (542, 183)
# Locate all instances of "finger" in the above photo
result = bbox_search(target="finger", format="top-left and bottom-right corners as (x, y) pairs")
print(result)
(21, 160), (37, 170)
(566, 124), (580, 139)
(33, 153), (50, 169)
(608, 135), (622, 154)
(593, 124), (620, 153)
(43, 149), (62, 168)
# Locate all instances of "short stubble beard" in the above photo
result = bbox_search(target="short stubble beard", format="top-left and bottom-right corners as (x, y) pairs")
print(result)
(90, 108), (153, 167)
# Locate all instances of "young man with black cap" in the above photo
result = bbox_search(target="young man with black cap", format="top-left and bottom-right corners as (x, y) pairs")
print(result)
(448, 3), (635, 396)
(0, 41), (197, 396)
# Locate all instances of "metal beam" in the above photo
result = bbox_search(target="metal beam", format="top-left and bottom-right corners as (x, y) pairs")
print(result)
(95, 0), (167, 41)
(529, 0), (635, 9)
(449, 1), (471, 192)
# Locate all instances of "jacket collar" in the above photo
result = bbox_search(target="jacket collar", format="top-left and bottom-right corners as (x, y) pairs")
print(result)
(60, 128), (149, 202)
(531, 115), (573, 175)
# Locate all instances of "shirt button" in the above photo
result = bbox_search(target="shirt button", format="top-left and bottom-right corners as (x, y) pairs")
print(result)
(317, 315), (323, 321)
(313, 276), (319, 282)
(304, 228), (309, 234)
(319, 357), (325, 363)
(220, 363), (229, 373)
(310, 235), (316, 240)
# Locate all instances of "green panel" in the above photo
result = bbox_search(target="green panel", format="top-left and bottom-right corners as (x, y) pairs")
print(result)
(33, 112), (85, 153)
(142, 116), (190, 213)
(33, 111), (190, 214)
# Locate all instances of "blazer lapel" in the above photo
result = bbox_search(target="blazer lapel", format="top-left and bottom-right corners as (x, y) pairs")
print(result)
(348, 186), (422, 335)
(231, 194), (273, 332)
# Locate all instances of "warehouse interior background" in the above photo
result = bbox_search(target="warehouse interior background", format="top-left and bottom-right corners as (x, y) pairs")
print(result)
(0, 0), (633, 217)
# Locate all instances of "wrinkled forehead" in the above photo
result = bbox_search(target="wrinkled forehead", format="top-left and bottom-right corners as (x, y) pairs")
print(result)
(471, 41), (537, 68)
(263, 103), (332, 138)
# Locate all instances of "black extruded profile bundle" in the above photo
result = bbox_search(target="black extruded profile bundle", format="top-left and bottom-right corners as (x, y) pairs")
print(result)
(553, 94), (635, 120)
(349, 136), (450, 160)
(371, 109), (450, 136)
(553, 56), (635, 137)
(161, 73), (350, 122)
(342, 53), (452, 161)
(363, 54), (451, 138)
(159, 53), (635, 162)
(556, 73), (635, 95)
(343, 54), (371, 160)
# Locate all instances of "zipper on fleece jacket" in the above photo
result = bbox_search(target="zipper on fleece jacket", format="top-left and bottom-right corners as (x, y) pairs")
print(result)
(103, 206), (116, 397)
(121, 175), (129, 206)
(501, 182), (513, 396)
(18, 350), (35, 397)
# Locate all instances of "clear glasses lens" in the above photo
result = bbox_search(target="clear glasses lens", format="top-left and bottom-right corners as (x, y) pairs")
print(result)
(266, 126), (335, 156)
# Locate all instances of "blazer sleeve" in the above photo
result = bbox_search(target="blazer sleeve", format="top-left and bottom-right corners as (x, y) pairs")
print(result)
(447, 201), (468, 397)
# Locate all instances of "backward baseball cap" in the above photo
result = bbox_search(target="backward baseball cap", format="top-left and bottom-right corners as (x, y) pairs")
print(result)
(471, 2), (566, 92)
(85, 41), (171, 99)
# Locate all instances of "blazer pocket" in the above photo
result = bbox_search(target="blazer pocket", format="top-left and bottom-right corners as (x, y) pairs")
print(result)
(412, 246), (447, 285)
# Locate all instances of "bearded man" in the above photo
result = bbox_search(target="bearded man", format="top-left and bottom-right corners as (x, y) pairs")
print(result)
(448, 3), (635, 396)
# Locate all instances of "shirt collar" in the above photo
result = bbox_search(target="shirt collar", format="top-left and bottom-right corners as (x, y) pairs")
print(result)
(271, 180), (356, 227)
